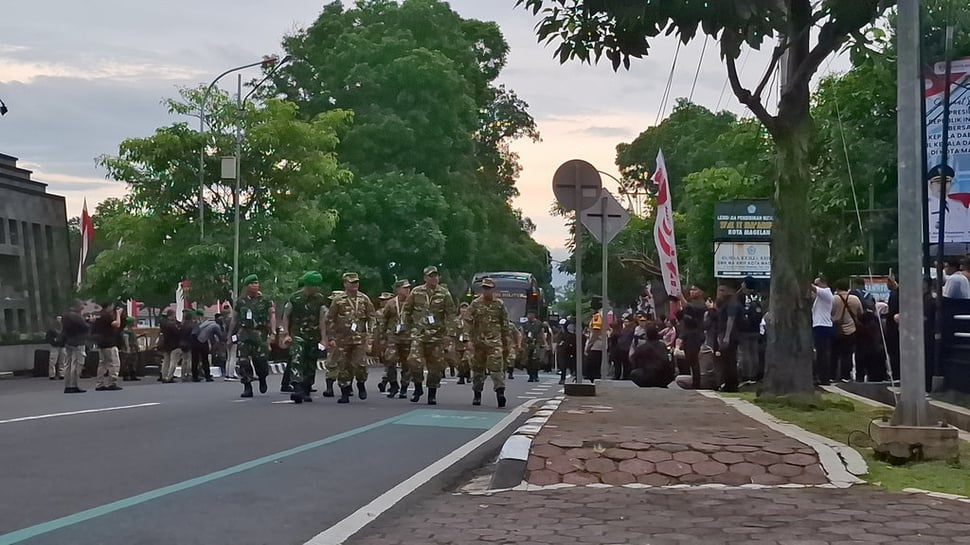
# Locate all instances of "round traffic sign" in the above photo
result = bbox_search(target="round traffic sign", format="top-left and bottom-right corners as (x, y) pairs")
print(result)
(552, 159), (603, 212)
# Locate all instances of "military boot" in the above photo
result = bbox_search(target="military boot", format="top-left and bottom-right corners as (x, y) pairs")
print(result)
(457, 377), (466, 385)
(387, 381), (400, 398)
(398, 382), (409, 399)
(357, 381), (368, 400)
(241, 383), (254, 398)
(338, 385), (352, 404)
(427, 388), (437, 406)
(496, 387), (507, 408)
(472, 390), (482, 406)
(449, 367), (456, 377)
(411, 381), (424, 403)
(507, 369), (515, 380)
(322, 378), (336, 398)
(377, 378), (387, 393)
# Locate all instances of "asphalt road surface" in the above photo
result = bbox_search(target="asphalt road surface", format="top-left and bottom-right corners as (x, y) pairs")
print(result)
(0, 369), (562, 545)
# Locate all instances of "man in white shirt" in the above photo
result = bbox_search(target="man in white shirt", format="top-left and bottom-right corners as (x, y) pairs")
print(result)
(943, 259), (970, 299)
(810, 277), (835, 385)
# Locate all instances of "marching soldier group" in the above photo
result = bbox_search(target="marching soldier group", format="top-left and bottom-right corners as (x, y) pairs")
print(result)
(229, 266), (519, 408)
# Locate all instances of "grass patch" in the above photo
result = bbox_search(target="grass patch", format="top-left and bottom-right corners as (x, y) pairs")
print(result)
(726, 391), (970, 497)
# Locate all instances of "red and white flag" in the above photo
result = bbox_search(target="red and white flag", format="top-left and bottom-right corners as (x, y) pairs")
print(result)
(652, 150), (682, 299)
(76, 199), (94, 287)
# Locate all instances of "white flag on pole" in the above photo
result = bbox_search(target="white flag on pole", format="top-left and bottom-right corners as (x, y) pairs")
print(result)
(652, 150), (682, 298)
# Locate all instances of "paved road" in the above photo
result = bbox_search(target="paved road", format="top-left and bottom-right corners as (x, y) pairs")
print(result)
(0, 369), (562, 545)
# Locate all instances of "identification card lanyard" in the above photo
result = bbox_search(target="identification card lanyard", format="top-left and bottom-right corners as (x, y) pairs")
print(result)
(349, 296), (359, 332)
(395, 299), (403, 333)
(426, 290), (435, 325)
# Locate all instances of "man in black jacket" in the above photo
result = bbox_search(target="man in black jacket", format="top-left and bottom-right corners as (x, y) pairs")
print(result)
(62, 302), (89, 394)
(158, 310), (181, 383)
(46, 316), (65, 380)
(92, 303), (123, 391)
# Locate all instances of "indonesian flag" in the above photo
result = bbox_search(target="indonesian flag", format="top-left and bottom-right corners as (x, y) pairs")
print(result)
(652, 150), (682, 299)
(76, 199), (94, 287)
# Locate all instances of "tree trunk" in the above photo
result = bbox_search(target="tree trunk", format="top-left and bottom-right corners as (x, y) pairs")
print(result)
(762, 115), (816, 396)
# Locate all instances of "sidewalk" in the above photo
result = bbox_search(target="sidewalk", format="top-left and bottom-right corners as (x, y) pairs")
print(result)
(346, 383), (970, 545)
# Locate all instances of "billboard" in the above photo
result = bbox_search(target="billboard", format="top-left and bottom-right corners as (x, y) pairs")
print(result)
(714, 242), (771, 279)
(714, 200), (774, 242)
(927, 57), (970, 243)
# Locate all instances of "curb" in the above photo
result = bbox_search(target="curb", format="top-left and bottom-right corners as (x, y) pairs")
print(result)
(699, 391), (866, 488)
(489, 396), (564, 489)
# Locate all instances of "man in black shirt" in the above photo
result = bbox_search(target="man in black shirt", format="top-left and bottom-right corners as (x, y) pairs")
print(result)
(46, 316), (65, 380)
(62, 302), (89, 394)
(715, 283), (742, 392)
(92, 303), (123, 391)
(158, 310), (181, 383)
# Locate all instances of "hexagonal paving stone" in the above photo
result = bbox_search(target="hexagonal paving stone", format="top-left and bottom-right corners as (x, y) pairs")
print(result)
(603, 448), (637, 461)
(564, 448), (598, 460)
(562, 471), (600, 485)
(527, 456), (546, 471)
(724, 445), (759, 453)
(673, 451), (710, 464)
(767, 463), (803, 477)
(692, 461), (729, 476)
(729, 462), (767, 477)
(656, 443), (690, 453)
(549, 438), (584, 449)
(545, 455), (583, 475)
(532, 444), (565, 458)
(656, 460), (692, 478)
(618, 458), (656, 475)
(637, 473), (673, 486)
(528, 469), (561, 486)
(763, 445), (796, 455)
(689, 442), (720, 453)
(791, 472), (829, 485)
(711, 451), (745, 464)
(678, 473), (711, 484)
(619, 441), (652, 451)
(719, 472), (753, 485)
(750, 473), (788, 485)
(601, 471), (636, 485)
(584, 457), (617, 474)
(782, 453), (818, 466)
(803, 464), (827, 477)
(743, 451), (783, 466)
(638, 450), (673, 463)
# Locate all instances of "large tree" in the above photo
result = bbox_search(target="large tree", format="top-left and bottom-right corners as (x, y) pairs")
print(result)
(518, 0), (892, 395)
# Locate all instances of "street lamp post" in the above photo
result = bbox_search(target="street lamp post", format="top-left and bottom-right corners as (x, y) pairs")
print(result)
(198, 56), (280, 242)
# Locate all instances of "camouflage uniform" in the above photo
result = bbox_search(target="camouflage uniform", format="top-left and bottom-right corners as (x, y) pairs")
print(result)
(379, 294), (412, 397)
(285, 288), (327, 402)
(522, 318), (545, 381)
(466, 293), (511, 406)
(234, 292), (274, 393)
(326, 288), (376, 391)
(455, 311), (472, 383)
(402, 271), (456, 401)
(507, 322), (523, 378)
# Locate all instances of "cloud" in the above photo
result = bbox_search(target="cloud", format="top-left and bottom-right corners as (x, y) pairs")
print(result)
(578, 126), (637, 138)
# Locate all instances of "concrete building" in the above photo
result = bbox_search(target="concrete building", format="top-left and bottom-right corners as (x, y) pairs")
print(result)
(0, 153), (72, 339)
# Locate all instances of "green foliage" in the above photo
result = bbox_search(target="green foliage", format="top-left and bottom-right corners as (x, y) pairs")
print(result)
(274, 0), (550, 295)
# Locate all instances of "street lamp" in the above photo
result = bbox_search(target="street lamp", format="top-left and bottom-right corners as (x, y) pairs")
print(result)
(198, 55), (281, 242)
(229, 56), (292, 300)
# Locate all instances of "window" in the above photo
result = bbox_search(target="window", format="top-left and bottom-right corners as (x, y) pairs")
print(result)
(17, 309), (27, 333)
(3, 309), (13, 333)
(0, 218), (5, 243)
(8, 219), (17, 245)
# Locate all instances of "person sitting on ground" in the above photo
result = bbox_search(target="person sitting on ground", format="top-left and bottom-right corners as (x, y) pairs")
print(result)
(629, 325), (675, 388)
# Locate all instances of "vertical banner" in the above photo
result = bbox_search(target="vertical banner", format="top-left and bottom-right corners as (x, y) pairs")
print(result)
(652, 150), (682, 302)
(926, 58), (970, 243)
(76, 199), (94, 287)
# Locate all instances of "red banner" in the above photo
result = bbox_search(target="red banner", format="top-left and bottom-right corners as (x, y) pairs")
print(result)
(652, 150), (682, 298)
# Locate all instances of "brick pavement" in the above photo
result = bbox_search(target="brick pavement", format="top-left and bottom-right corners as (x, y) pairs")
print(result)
(347, 485), (970, 545)
(527, 383), (828, 486)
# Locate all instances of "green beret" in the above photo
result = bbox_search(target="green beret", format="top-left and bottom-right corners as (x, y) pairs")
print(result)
(242, 274), (259, 285)
(196, 309), (206, 317)
(125, 317), (135, 325)
(302, 271), (324, 287)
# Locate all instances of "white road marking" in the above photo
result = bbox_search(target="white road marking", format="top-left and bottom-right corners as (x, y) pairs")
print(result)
(0, 403), (160, 424)
(304, 398), (541, 545)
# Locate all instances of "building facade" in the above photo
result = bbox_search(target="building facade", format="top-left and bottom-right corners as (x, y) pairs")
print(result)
(0, 153), (72, 339)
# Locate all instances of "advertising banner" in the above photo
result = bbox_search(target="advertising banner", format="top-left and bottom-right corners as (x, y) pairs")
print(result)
(927, 57), (970, 243)
(714, 242), (771, 279)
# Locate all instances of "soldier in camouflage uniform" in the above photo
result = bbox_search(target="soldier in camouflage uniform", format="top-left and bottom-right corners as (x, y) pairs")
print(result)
(229, 275), (276, 398)
(374, 291), (394, 393)
(522, 311), (546, 382)
(402, 266), (456, 405)
(466, 277), (511, 407)
(378, 280), (412, 398)
(325, 272), (376, 403)
(280, 271), (327, 404)
(507, 322), (522, 380)
(455, 302), (472, 385)
(320, 291), (341, 397)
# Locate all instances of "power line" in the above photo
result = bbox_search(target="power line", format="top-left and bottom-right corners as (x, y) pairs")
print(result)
(716, 48), (751, 111)
(688, 35), (709, 102)
(655, 40), (682, 125)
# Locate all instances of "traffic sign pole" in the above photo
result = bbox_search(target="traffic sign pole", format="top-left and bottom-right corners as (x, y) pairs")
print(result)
(600, 195), (610, 373)
(574, 183), (584, 386)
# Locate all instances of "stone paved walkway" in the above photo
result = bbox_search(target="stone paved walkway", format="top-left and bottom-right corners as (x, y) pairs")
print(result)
(527, 384), (828, 486)
(347, 485), (970, 545)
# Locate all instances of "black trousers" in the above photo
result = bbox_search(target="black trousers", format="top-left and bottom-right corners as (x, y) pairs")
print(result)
(191, 340), (212, 379)
(684, 347), (701, 389)
(813, 332), (834, 384)
(715, 343), (739, 392)
(831, 333), (856, 381)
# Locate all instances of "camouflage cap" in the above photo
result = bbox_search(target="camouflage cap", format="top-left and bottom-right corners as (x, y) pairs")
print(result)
(342, 272), (360, 283)
(459, 302), (470, 309)
(423, 265), (439, 276)
(328, 290), (345, 301)
(393, 279), (412, 290)
(379, 292), (394, 301)
(480, 277), (496, 289)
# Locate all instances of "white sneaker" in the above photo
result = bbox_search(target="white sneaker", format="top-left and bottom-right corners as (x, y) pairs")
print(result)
(224, 376), (238, 381)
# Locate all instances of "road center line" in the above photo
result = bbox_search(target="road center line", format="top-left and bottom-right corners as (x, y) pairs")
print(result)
(0, 412), (407, 545)
(0, 403), (161, 425)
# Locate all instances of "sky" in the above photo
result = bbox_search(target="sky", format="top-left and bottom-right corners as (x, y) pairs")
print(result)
(0, 1), (844, 288)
